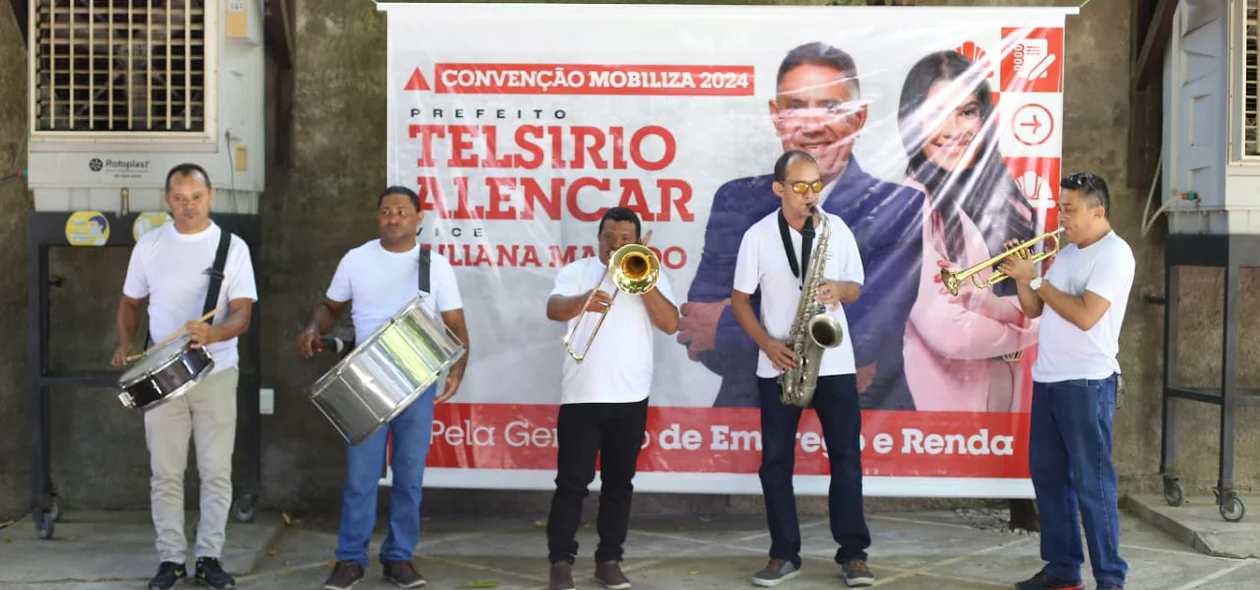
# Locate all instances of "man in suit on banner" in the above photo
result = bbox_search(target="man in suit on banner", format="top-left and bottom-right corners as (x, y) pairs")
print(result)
(679, 41), (925, 410)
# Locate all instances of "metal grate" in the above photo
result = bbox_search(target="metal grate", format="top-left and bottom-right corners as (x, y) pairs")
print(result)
(32, 0), (208, 133)
(1246, 0), (1258, 154)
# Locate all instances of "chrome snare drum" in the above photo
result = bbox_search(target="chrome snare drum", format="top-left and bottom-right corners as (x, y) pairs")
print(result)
(308, 294), (465, 445)
(118, 332), (215, 411)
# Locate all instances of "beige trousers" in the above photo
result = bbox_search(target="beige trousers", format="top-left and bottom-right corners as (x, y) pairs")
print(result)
(143, 366), (238, 563)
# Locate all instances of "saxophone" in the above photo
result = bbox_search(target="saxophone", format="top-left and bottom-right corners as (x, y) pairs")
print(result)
(778, 206), (845, 408)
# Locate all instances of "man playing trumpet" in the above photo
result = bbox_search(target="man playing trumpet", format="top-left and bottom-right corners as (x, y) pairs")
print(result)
(543, 207), (680, 590)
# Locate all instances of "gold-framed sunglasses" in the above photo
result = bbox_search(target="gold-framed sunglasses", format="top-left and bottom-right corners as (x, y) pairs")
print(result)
(787, 180), (825, 195)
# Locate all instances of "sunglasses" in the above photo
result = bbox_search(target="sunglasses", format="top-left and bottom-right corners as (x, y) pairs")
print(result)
(786, 180), (825, 195)
(1061, 172), (1104, 192)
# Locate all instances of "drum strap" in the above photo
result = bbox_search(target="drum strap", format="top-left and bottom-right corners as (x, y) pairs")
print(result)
(418, 246), (431, 295)
(202, 228), (234, 322)
(146, 228), (234, 349)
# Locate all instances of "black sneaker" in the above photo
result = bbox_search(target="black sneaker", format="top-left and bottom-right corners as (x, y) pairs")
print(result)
(549, 561), (576, 590)
(194, 557), (236, 589)
(323, 560), (365, 590)
(148, 562), (186, 590)
(1014, 569), (1084, 590)
(1096, 585), (1124, 590)
(595, 560), (632, 589)
(383, 560), (427, 588)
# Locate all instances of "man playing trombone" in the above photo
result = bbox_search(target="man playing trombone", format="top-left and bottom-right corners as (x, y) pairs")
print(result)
(543, 207), (680, 590)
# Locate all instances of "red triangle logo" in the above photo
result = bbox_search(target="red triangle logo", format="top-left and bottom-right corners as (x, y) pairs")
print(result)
(404, 68), (430, 91)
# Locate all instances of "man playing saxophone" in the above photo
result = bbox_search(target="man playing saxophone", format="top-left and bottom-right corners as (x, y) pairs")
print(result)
(731, 150), (874, 587)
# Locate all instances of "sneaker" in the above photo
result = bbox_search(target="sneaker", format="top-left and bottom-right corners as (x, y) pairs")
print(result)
(1096, 585), (1124, 590)
(1014, 569), (1084, 590)
(322, 560), (365, 590)
(549, 561), (576, 590)
(148, 562), (186, 590)
(841, 559), (875, 587)
(194, 557), (236, 589)
(595, 560), (632, 589)
(752, 558), (800, 587)
(383, 560), (426, 588)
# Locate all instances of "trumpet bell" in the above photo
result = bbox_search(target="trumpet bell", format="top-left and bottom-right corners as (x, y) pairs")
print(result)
(940, 269), (962, 297)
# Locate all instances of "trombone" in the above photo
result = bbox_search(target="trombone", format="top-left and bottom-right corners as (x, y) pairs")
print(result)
(563, 242), (662, 362)
(940, 228), (1065, 296)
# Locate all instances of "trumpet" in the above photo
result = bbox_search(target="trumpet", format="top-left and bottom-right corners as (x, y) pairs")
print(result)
(940, 228), (1065, 296)
(563, 242), (662, 362)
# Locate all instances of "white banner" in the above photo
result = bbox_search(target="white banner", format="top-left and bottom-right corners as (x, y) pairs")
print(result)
(376, 2), (1078, 498)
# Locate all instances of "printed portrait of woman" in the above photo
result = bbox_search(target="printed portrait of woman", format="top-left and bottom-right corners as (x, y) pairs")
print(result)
(895, 50), (1040, 413)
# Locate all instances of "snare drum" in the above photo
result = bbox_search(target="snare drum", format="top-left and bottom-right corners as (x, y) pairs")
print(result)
(118, 332), (215, 412)
(308, 294), (465, 445)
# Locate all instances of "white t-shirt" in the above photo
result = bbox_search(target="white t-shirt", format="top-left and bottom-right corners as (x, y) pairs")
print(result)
(1032, 230), (1135, 382)
(551, 256), (677, 405)
(733, 211), (865, 379)
(326, 240), (462, 345)
(122, 222), (258, 374)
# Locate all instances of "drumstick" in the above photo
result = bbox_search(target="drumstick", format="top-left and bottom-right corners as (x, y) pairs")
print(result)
(126, 307), (223, 362)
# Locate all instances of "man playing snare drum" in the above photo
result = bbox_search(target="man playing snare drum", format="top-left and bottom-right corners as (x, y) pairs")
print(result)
(112, 163), (258, 590)
(297, 185), (470, 590)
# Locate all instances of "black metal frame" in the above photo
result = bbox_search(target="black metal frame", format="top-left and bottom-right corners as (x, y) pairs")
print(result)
(1160, 233), (1258, 522)
(27, 211), (263, 539)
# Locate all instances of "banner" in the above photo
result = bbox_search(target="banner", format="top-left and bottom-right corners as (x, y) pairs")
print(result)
(378, 2), (1077, 498)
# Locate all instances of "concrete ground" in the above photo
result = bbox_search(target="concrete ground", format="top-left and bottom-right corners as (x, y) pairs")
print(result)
(1, 505), (1258, 590)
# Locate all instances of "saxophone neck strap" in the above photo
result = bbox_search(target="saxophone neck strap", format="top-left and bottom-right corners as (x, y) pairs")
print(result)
(778, 209), (815, 286)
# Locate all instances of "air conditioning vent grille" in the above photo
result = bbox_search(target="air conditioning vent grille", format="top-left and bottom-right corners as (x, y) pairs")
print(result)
(1245, 0), (1257, 154)
(33, 0), (208, 133)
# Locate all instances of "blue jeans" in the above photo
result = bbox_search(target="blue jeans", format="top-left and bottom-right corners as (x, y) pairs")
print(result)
(1030, 375), (1127, 586)
(758, 374), (870, 568)
(335, 385), (436, 568)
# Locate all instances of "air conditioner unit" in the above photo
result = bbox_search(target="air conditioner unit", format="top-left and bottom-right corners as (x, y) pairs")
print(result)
(1162, 0), (1260, 234)
(25, 0), (266, 217)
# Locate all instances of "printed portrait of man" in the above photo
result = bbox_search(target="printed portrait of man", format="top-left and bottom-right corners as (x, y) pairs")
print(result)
(677, 41), (925, 411)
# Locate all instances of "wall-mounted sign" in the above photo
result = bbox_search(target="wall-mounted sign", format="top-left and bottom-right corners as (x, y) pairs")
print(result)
(133, 212), (173, 241)
(65, 211), (109, 246)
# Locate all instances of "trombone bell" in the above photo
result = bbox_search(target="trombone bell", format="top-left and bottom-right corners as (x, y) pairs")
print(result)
(939, 228), (1065, 296)
(563, 244), (662, 362)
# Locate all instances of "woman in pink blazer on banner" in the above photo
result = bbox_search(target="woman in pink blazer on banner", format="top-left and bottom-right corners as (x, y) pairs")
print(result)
(896, 50), (1040, 412)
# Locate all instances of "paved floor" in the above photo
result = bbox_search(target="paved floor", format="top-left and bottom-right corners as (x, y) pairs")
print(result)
(1, 506), (1258, 589)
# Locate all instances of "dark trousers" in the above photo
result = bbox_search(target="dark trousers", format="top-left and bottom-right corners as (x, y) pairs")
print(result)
(546, 398), (649, 565)
(1030, 375), (1128, 586)
(759, 374), (871, 567)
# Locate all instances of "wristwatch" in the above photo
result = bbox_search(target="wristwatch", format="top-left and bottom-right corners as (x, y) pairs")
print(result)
(1029, 276), (1044, 292)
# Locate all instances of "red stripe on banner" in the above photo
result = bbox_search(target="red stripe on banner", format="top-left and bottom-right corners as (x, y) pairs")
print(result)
(431, 64), (755, 96)
(422, 406), (1031, 479)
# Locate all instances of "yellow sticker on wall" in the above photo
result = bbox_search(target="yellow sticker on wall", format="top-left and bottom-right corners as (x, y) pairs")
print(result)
(133, 212), (172, 241)
(65, 211), (109, 246)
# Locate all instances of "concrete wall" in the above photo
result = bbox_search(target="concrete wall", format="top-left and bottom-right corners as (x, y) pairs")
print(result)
(1, 0), (1254, 524)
